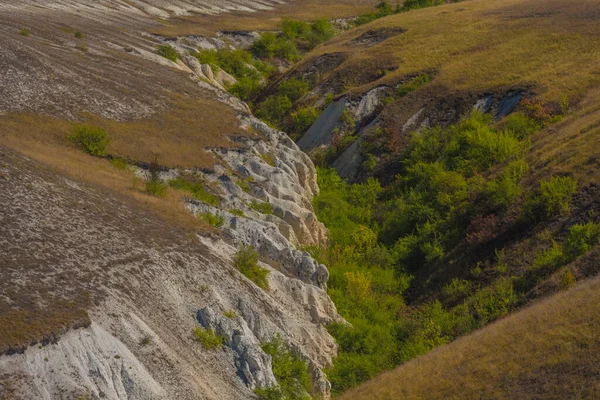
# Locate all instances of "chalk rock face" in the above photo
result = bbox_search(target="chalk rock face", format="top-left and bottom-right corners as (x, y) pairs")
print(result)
(197, 307), (278, 390)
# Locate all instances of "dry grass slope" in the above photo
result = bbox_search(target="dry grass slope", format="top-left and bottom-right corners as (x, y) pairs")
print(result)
(297, 0), (600, 102)
(340, 276), (600, 400)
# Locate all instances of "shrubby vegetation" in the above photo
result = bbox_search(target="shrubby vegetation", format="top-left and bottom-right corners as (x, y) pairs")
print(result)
(193, 327), (223, 350)
(255, 335), (312, 400)
(355, 0), (454, 26)
(156, 44), (178, 62)
(67, 124), (110, 156)
(309, 110), (584, 394)
(169, 177), (220, 206)
(198, 211), (224, 228)
(233, 246), (270, 289)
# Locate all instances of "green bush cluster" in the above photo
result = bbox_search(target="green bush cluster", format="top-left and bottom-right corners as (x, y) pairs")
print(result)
(252, 18), (335, 61)
(525, 176), (578, 220)
(67, 124), (110, 156)
(169, 177), (220, 206)
(255, 335), (312, 400)
(313, 110), (545, 394)
(233, 246), (270, 289)
(193, 327), (223, 350)
(291, 107), (319, 137)
(156, 44), (178, 62)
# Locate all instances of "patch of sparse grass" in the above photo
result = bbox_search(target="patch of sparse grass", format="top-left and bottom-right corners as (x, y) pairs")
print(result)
(396, 74), (431, 97)
(193, 327), (223, 350)
(74, 31), (83, 39)
(230, 208), (245, 217)
(260, 153), (276, 167)
(19, 27), (30, 37)
(110, 157), (128, 170)
(67, 124), (110, 156)
(169, 177), (220, 206)
(233, 246), (270, 290)
(223, 310), (238, 319)
(139, 334), (152, 346)
(250, 201), (274, 215)
(198, 211), (224, 228)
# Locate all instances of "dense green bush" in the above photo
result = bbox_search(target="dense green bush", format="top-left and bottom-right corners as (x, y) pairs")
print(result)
(278, 78), (309, 102)
(228, 77), (264, 101)
(291, 107), (319, 136)
(564, 222), (600, 260)
(193, 327), (223, 350)
(67, 124), (110, 156)
(156, 44), (178, 62)
(257, 96), (293, 126)
(233, 246), (270, 289)
(255, 335), (312, 400)
(526, 176), (578, 219)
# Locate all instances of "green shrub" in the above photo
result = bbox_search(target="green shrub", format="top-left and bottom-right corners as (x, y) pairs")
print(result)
(67, 124), (110, 156)
(19, 27), (30, 37)
(281, 18), (311, 40)
(156, 44), (178, 62)
(233, 246), (270, 289)
(199, 211), (225, 228)
(250, 201), (274, 214)
(193, 327), (223, 350)
(443, 279), (472, 302)
(484, 160), (529, 211)
(169, 177), (220, 206)
(362, 154), (377, 172)
(469, 278), (517, 325)
(257, 95), (293, 126)
(532, 241), (566, 271)
(145, 179), (167, 197)
(74, 31), (84, 39)
(251, 33), (300, 61)
(223, 310), (238, 319)
(278, 79), (309, 102)
(502, 112), (541, 139)
(291, 107), (319, 135)
(256, 335), (312, 400)
(564, 222), (600, 260)
(228, 77), (264, 101)
(536, 176), (578, 217)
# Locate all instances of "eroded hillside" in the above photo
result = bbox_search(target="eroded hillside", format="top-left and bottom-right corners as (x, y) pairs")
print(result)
(0, 0), (373, 399)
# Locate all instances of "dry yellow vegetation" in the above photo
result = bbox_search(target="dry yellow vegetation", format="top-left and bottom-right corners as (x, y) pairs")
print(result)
(340, 275), (600, 400)
(298, 0), (600, 103)
(150, 0), (373, 36)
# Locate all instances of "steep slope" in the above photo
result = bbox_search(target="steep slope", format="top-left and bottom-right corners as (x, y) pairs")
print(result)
(0, 146), (337, 399)
(0, 0), (376, 399)
(340, 275), (600, 400)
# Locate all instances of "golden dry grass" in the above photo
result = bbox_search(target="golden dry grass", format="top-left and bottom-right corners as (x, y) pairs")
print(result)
(340, 275), (600, 400)
(149, 0), (373, 36)
(527, 87), (600, 188)
(298, 0), (600, 103)
(0, 115), (217, 234)
(0, 96), (248, 170)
